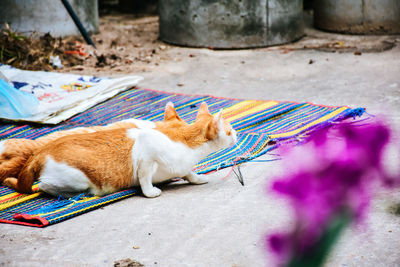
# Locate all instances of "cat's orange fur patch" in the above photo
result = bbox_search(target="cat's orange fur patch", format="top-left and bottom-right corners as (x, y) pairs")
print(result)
(3, 102), (236, 196)
(5, 129), (136, 194)
(0, 139), (38, 182)
(155, 102), (221, 148)
(0, 122), (139, 182)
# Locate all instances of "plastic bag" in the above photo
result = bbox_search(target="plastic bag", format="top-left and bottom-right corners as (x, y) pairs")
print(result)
(0, 79), (39, 119)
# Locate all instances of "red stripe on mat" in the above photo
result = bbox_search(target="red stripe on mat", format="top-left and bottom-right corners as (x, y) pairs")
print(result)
(0, 214), (49, 228)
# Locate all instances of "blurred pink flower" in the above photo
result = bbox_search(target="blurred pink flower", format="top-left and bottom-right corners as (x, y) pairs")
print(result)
(267, 121), (398, 266)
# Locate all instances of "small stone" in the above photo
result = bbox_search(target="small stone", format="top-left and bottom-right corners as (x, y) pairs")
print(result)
(114, 258), (144, 267)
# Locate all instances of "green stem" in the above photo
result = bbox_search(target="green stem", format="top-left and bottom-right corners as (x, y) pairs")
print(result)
(287, 212), (351, 267)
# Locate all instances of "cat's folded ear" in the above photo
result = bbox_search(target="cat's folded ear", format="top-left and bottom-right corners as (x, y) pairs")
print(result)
(164, 102), (182, 121)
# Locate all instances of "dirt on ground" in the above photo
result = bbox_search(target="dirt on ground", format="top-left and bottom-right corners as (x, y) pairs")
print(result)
(0, 24), (83, 71)
(1, 12), (399, 76)
(0, 15), (170, 74)
(114, 258), (144, 267)
(85, 15), (171, 73)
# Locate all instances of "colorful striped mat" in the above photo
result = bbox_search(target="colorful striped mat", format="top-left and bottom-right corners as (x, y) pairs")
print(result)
(0, 87), (365, 227)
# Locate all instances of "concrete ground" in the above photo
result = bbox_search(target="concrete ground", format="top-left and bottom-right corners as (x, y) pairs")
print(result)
(1, 15), (400, 267)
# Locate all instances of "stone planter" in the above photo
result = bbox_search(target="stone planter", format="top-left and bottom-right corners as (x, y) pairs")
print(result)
(0, 0), (98, 37)
(314, 0), (400, 34)
(159, 0), (304, 49)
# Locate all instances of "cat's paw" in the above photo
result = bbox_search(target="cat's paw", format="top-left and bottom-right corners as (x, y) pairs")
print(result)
(142, 187), (162, 198)
(185, 173), (209, 185)
(3, 177), (18, 189)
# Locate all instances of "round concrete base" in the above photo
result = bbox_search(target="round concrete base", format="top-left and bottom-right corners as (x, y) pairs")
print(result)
(314, 0), (400, 34)
(0, 0), (98, 37)
(159, 0), (304, 49)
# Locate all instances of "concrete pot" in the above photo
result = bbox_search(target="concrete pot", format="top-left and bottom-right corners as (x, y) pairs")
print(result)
(314, 0), (400, 34)
(159, 0), (304, 49)
(0, 0), (98, 37)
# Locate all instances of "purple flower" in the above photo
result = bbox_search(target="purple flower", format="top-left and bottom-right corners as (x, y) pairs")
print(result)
(267, 121), (398, 266)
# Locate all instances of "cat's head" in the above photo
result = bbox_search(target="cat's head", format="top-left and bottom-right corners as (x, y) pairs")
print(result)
(195, 102), (237, 149)
(158, 102), (236, 149)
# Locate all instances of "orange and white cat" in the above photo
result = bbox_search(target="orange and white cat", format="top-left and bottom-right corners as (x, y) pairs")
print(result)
(0, 117), (155, 182)
(3, 102), (237, 198)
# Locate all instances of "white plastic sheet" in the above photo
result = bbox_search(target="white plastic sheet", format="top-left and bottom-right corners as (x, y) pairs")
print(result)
(0, 65), (143, 124)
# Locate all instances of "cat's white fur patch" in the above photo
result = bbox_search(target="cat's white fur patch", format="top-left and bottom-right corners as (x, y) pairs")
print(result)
(39, 156), (94, 197)
(127, 126), (235, 197)
(129, 128), (212, 181)
(118, 119), (155, 129)
(0, 140), (5, 155)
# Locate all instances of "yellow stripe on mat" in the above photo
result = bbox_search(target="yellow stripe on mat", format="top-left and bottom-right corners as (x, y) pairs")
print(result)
(48, 193), (136, 223)
(34, 196), (100, 217)
(223, 100), (279, 122)
(0, 184), (41, 211)
(0, 192), (42, 211)
(269, 107), (348, 139)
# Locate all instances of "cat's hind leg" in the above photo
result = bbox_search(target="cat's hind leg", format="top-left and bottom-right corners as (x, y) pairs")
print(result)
(137, 161), (161, 198)
(2, 177), (19, 190)
(0, 157), (26, 183)
(0, 141), (26, 182)
(38, 157), (92, 197)
(184, 172), (209, 185)
(3, 163), (36, 194)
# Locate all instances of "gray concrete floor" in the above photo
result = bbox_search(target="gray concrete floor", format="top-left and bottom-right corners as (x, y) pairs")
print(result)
(1, 20), (400, 267)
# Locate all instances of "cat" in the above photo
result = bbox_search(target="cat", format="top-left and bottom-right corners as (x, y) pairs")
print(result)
(3, 102), (237, 198)
(0, 117), (155, 182)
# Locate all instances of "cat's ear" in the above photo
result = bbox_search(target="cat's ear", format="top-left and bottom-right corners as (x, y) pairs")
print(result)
(213, 109), (224, 126)
(196, 102), (210, 120)
(164, 102), (182, 121)
(206, 109), (224, 139)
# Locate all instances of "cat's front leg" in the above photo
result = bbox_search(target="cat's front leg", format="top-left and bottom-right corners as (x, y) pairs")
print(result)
(138, 161), (161, 198)
(141, 184), (161, 198)
(184, 172), (209, 185)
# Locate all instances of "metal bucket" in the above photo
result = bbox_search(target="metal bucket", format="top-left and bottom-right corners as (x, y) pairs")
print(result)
(0, 0), (98, 37)
(314, 0), (400, 34)
(158, 0), (304, 49)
